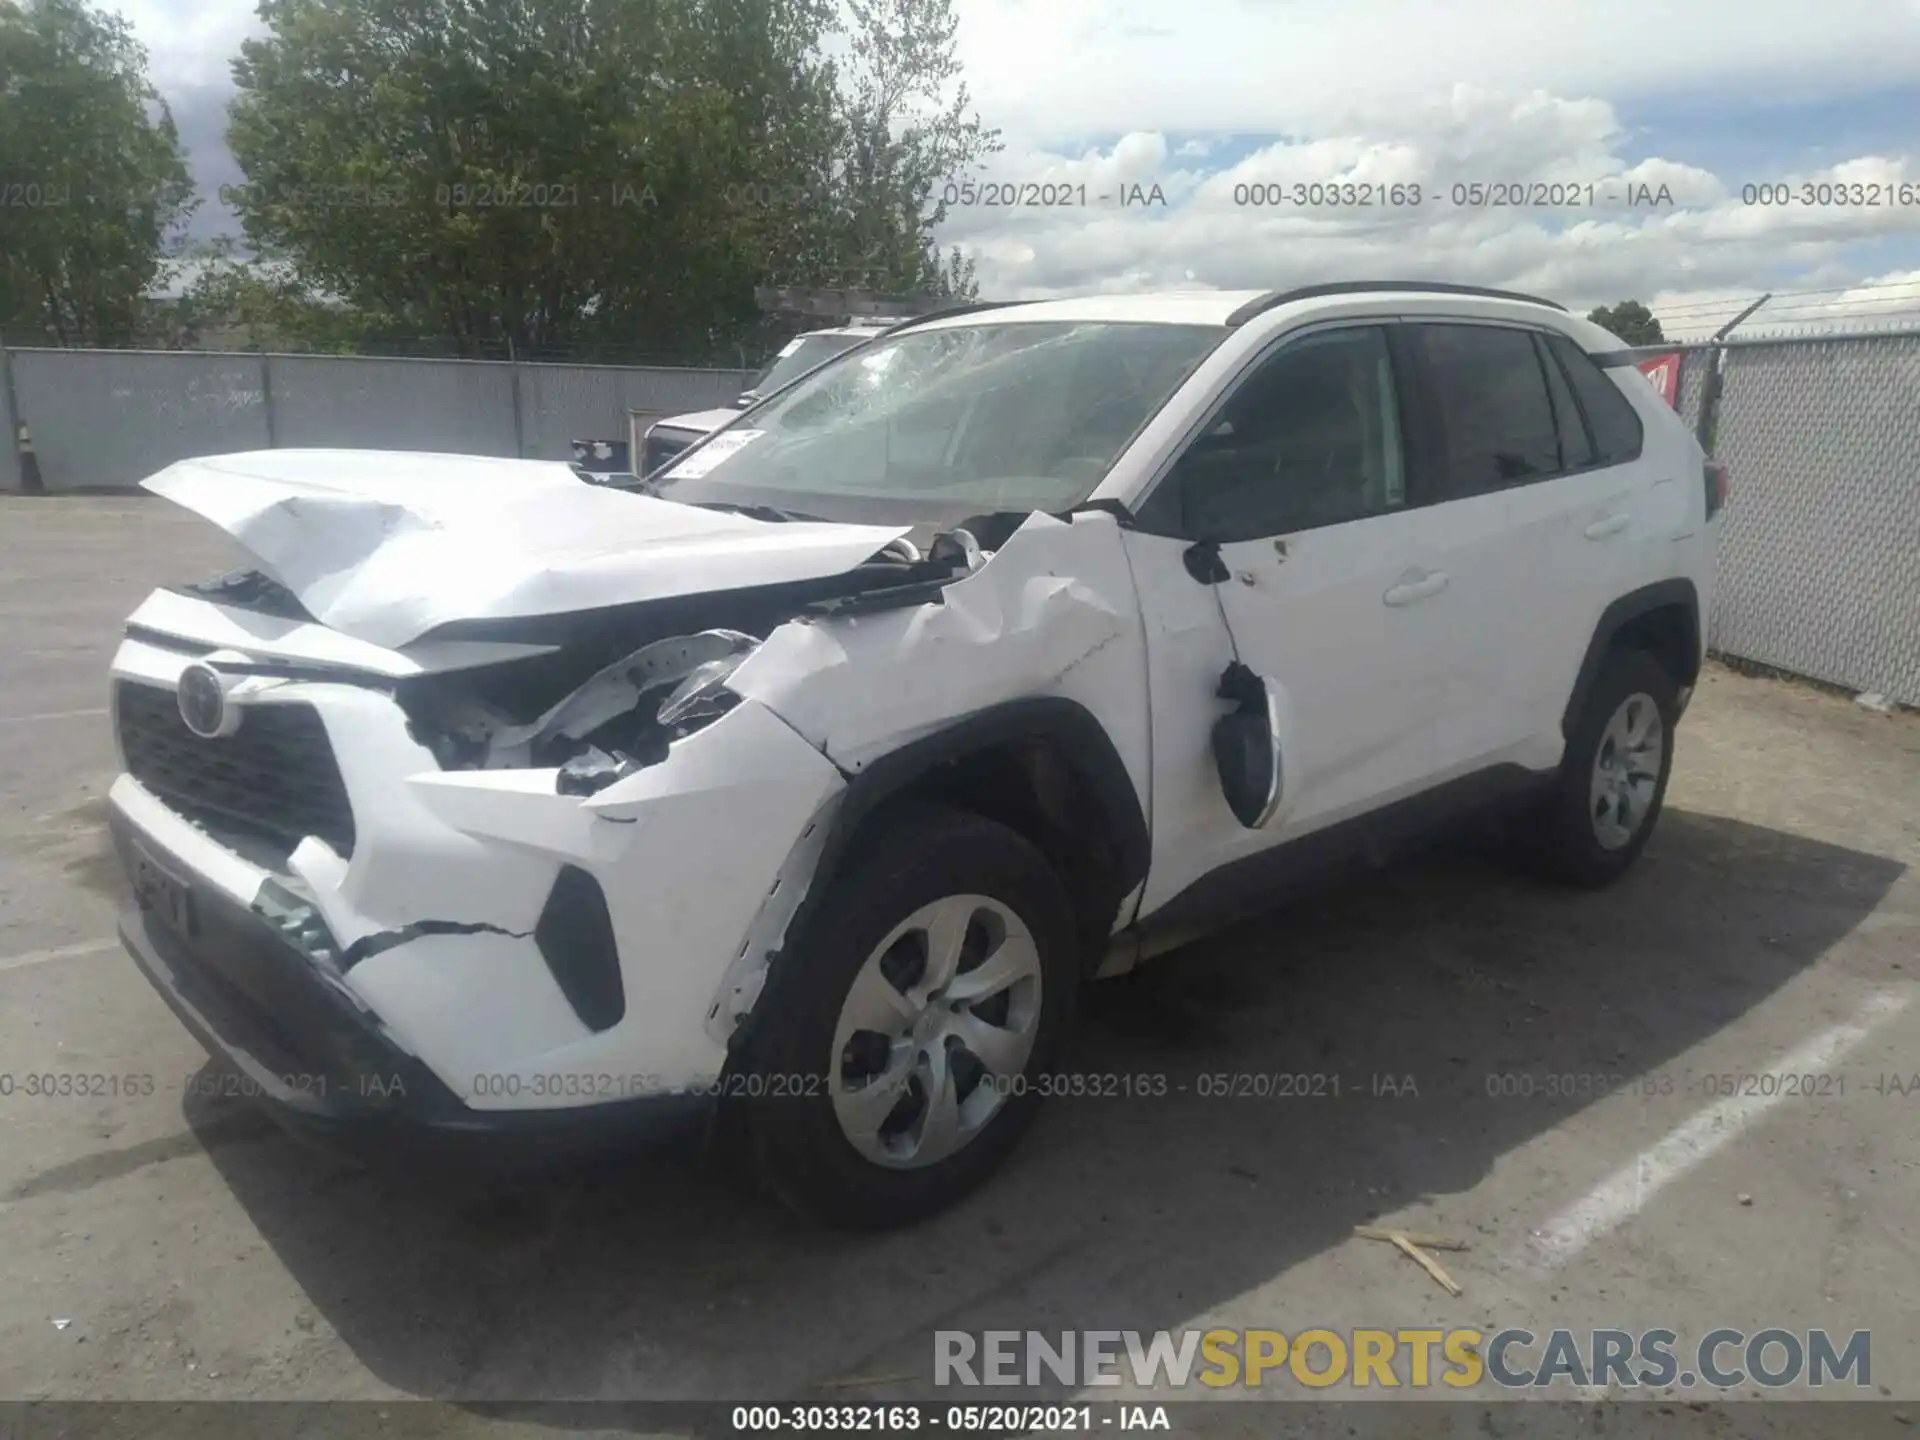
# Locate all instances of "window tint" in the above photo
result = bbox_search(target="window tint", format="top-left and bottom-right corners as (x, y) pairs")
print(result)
(1535, 333), (1596, 470)
(1411, 324), (1560, 498)
(1547, 333), (1645, 464)
(1157, 326), (1406, 542)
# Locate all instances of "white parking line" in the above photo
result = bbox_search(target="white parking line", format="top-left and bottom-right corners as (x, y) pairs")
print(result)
(0, 707), (109, 727)
(0, 938), (119, 975)
(1524, 989), (1910, 1270)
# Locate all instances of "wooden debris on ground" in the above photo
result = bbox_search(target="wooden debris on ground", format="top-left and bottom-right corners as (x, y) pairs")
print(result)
(1353, 1224), (1467, 1296)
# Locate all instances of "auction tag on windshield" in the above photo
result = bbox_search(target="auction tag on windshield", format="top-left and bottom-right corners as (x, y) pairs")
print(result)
(664, 429), (765, 479)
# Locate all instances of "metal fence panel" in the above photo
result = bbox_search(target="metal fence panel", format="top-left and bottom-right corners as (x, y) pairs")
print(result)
(9, 349), (271, 492)
(268, 354), (521, 456)
(516, 364), (751, 460)
(1708, 336), (1920, 705)
(1675, 346), (1708, 436)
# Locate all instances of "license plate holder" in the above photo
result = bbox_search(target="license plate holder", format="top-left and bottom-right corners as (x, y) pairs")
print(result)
(131, 843), (197, 940)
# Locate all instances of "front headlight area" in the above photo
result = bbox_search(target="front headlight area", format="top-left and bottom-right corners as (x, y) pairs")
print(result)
(399, 629), (762, 797)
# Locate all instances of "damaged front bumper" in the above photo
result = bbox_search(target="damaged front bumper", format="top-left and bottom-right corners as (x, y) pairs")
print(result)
(108, 625), (847, 1164)
(114, 817), (710, 1166)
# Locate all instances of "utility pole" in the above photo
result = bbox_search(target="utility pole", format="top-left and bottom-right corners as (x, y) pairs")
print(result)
(0, 331), (44, 494)
(1695, 293), (1770, 455)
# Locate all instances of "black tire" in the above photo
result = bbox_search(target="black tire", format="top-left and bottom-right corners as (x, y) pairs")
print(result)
(735, 802), (1079, 1231)
(1522, 647), (1679, 887)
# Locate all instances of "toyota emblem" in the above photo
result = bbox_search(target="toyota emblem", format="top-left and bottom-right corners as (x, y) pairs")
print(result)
(177, 662), (241, 739)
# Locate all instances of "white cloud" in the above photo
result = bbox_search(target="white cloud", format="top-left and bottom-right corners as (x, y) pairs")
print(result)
(954, 0), (1920, 138)
(105, 0), (1920, 331)
(931, 88), (1920, 334)
(109, 0), (261, 93)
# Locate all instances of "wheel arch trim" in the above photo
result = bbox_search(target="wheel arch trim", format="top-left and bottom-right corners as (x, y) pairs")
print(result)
(1561, 578), (1702, 740)
(723, 697), (1150, 1063)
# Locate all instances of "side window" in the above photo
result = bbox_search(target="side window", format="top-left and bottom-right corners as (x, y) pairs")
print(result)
(1546, 333), (1646, 464)
(1153, 326), (1406, 543)
(1535, 333), (1596, 470)
(1409, 324), (1561, 498)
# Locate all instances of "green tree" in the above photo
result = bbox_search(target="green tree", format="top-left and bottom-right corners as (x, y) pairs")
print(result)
(221, 0), (996, 362)
(1587, 299), (1666, 347)
(0, 0), (197, 345)
(162, 235), (348, 350)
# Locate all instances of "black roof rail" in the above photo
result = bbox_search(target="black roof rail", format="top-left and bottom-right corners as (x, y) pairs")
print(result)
(879, 299), (1038, 335)
(1224, 281), (1568, 327)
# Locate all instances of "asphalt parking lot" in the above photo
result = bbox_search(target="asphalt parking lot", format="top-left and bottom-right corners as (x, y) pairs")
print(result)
(1, 495), (1916, 1437)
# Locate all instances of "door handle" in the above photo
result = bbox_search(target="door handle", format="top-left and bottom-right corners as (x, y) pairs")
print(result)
(1383, 570), (1449, 607)
(1584, 513), (1630, 540)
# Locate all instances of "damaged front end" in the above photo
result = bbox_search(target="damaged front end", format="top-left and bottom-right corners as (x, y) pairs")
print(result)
(105, 469), (1030, 1149)
(390, 530), (988, 794)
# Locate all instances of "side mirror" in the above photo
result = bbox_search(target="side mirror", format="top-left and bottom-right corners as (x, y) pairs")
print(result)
(1212, 662), (1282, 829)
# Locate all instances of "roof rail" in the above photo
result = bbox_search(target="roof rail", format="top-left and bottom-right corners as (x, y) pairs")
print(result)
(879, 299), (1037, 335)
(1224, 281), (1568, 327)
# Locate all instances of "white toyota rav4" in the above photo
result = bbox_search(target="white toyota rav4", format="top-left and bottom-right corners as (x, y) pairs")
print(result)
(108, 282), (1723, 1229)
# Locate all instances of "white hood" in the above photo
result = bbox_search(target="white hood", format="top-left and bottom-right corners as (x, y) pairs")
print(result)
(653, 407), (743, 435)
(143, 450), (911, 648)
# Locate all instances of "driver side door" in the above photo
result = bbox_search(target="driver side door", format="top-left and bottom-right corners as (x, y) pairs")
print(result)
(1127, 322), (1453, 913)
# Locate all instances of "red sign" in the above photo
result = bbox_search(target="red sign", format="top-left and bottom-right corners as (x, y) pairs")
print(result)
(1637, 352), (1682, 408)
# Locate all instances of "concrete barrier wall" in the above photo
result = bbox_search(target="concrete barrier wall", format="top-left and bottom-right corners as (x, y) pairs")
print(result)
(1, 347), (752, 492)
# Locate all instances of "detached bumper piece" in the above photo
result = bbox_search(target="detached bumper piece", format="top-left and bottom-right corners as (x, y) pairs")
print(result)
(111, 809), (707, 1174)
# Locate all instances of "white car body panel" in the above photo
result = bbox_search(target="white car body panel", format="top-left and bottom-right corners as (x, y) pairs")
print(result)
(126, 589), (558, 676)
(1113, 529), (1246, 915)
(144, 449), (909, 648)
(652, 407), (743, 435)
(727, 511), (1149, 792)
(112, 620), (844, 1103)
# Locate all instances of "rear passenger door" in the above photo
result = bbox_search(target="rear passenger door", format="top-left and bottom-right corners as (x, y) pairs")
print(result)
(1401, 322), (1650, 777)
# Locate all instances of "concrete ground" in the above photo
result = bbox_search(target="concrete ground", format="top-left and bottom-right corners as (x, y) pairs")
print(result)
(0, 496), (1915, 1438)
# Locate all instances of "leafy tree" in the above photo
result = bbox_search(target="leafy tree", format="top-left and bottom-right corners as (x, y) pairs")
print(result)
(162, 235), (346, 350)
(221, 0), (996, 362)
(1587, 300), (1666, 347)
(0, 0), (196, 344)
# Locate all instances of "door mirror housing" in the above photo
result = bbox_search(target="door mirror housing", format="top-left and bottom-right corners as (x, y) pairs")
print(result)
(1212, 662), (1283, 829)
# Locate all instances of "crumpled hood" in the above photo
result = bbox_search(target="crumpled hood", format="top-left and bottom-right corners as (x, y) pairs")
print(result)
(142, 449), (911, 648)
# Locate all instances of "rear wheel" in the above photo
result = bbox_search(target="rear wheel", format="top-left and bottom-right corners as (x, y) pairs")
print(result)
(738, 803), (1078, 1230)
(1522, 648), (1678, 887)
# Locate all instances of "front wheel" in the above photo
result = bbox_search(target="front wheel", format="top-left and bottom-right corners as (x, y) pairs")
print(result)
(737, 803), (1079, 1230)
(1521, 648), (1679, 887)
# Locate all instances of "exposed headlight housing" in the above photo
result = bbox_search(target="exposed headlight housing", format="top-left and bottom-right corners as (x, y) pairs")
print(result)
(550, 630), (760, 796)
(657, 648), (756, 727)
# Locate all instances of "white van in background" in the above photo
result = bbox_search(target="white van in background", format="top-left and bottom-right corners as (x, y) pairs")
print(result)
(634, 321), (904, 476)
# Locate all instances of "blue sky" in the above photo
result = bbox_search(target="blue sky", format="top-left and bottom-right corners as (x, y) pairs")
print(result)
(111, 0), (1920, 337)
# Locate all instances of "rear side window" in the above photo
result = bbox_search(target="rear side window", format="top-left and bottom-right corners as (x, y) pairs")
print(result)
(1546, 333), (1645, 464)
(1408, 324), (1561, 499)
(1535, 333), (1596, 470)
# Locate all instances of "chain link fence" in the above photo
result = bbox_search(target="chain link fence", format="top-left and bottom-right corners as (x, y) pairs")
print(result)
(1636, 333), (1920, 706)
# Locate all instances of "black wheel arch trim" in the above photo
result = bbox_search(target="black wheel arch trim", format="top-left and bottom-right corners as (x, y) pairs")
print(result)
(725, 697), (1150, 1064)
(1561, 578), (1701, 739)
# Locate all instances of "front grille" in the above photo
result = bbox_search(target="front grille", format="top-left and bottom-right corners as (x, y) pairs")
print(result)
(116, 681), (357, 859)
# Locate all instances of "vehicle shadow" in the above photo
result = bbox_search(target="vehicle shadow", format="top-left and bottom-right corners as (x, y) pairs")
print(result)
(186, 807), (1905, 1407)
